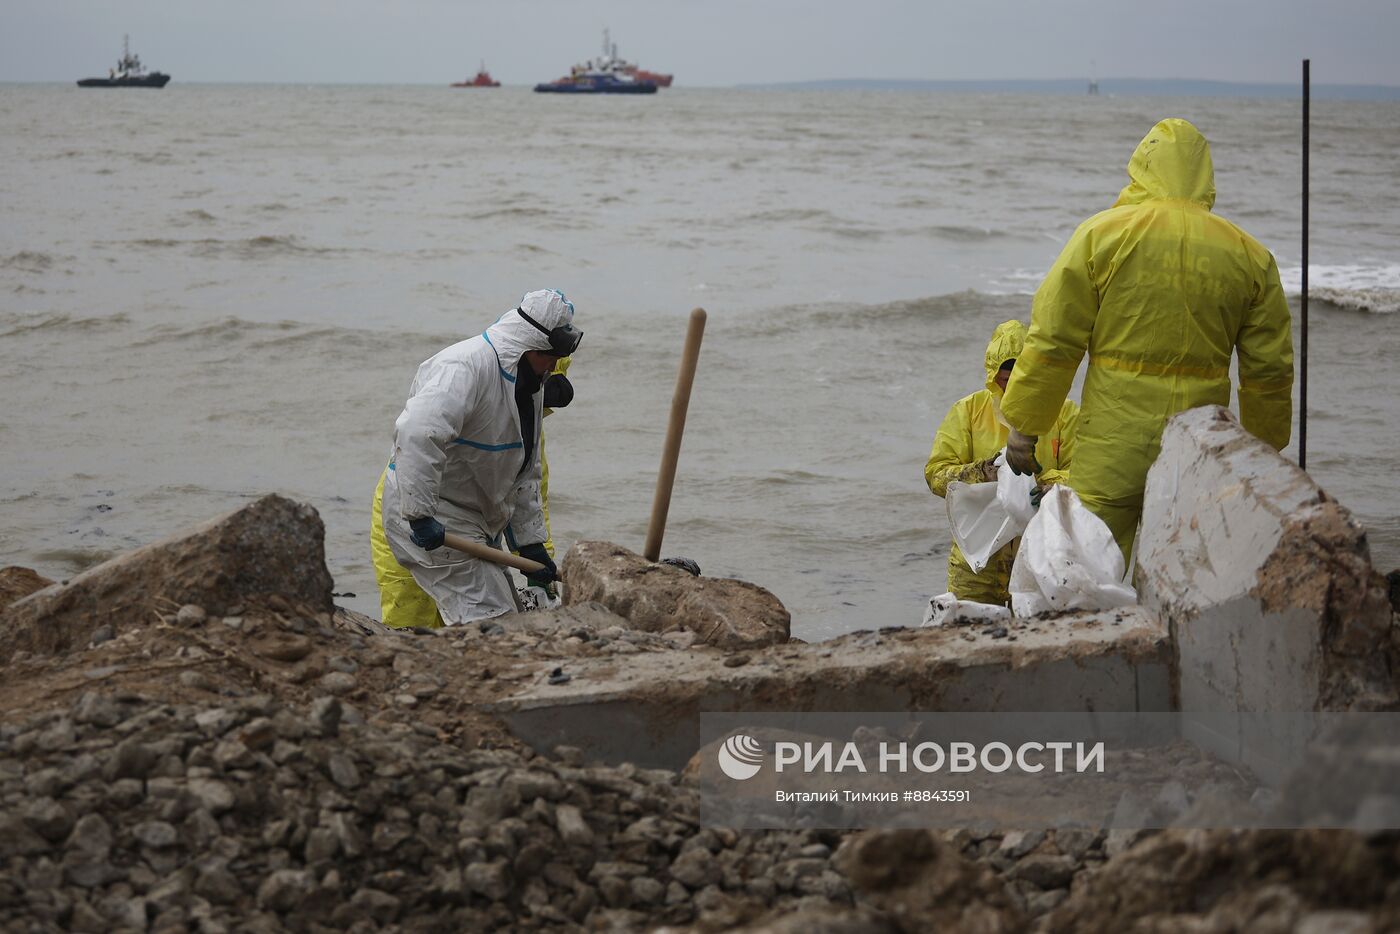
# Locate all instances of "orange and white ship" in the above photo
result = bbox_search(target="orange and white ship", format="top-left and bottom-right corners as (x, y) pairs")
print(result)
(578, 29), (673, 88)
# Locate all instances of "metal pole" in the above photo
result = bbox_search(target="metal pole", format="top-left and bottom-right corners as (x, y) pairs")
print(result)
(1300, 59), (1310, 471)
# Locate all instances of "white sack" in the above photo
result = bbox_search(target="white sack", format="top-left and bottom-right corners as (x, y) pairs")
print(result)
(922, 591), (1012, 628)
(994, 458), (1037, 527)
(1008, 485), (1136, 617)
(946, 451), (1037, 572)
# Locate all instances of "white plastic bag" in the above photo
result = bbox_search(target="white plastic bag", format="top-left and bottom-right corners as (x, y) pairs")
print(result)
(994, 458), (1037, 527)
(1008, 485), (1136, 616)
(946, 451), (1038, 572)
(922, 592), (1013, 628)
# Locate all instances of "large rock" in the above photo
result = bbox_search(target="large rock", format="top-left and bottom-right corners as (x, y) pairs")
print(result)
(0, 494), (334, 661)
(832, 830), (1023, 933)
(0, 567), (54, 613)
(1041, 829), (1399, 934)
(561, 540), (790, 649)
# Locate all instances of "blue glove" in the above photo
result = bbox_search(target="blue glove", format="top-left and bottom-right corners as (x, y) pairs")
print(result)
(517, 542), (558, 585)
(408, 516), (445, 551)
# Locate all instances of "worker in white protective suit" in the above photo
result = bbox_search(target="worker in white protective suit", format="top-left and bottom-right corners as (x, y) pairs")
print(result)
(373, 289), (582, 626)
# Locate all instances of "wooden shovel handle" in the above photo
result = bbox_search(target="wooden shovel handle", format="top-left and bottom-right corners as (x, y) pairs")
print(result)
(645, 307), (707, 562)
(443, 532), (548, 575)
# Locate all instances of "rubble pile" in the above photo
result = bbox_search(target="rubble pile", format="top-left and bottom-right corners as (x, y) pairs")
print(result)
(2, 470), (1399, 932)
(0, 693), (859, 932)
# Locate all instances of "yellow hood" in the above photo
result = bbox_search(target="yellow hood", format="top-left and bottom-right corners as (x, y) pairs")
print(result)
(1112, 118), (1216, 210)
(984, 319), (1027, 397)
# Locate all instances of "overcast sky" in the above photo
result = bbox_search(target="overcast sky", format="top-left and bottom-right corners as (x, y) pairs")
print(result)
(4, 0), (1397, 87)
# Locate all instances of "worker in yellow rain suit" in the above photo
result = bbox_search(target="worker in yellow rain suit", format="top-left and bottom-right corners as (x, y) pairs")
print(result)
(1001, 118), (1294, 563)
(925, 320), (1079, 605)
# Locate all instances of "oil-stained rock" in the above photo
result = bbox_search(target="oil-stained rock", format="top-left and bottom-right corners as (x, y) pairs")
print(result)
(561, 540), (790, 649)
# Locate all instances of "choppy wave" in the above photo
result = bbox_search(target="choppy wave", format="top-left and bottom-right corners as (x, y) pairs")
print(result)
(30, 548), (120, 573)
(128, 316), (260, 347)
(741, 207), (838, 224)
(1, 251), (58, 273)
(121, 235), (350, 260)
(464, 206), (555, 221)
(919, 224), (1012, 241)
(733, 290), (1027, 337)
(1279, 263), (1400, 313)
(171, 209), (217, 226)
(0, 312), (129, 339)
(1312, 287), (1400, 314)
(753, 469), (836, 487)
(194, 235), (338, 259)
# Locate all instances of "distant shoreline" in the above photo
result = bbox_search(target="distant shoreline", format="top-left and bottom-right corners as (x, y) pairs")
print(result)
(735, 77), (1400, 101)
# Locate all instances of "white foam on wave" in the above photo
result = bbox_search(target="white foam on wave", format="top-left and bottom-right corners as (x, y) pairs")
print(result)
(985, 267), (1044, 296)
(985, 263), (1400, 310)
(1278, 264), (1400, 313)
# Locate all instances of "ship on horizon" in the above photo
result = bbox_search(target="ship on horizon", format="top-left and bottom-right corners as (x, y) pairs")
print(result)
(77, 35), (170, 88)
(534, 29), (670, 95)
(451, 61), (500, 88)
(598, 28), (673, 88)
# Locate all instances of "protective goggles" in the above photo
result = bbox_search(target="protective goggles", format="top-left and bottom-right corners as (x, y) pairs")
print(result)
(517, 306), (583, 357)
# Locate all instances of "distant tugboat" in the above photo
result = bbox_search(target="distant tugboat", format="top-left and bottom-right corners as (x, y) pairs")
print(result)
(451, 62), (501, 88)
(77, 35), (170, 88)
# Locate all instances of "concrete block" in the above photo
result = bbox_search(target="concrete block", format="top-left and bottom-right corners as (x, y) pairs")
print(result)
(561, 540), (790, 649)
(488, 606), (1170, 769)
(1138, 406), (1394, 724)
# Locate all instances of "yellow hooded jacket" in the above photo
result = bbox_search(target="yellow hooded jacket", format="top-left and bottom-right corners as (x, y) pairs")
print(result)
(1000, 118), (1294, 560)
(925, 320), (1078, 605)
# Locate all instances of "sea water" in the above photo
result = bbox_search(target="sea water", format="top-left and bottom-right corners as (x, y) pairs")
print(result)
(1, 83), (1397, 639)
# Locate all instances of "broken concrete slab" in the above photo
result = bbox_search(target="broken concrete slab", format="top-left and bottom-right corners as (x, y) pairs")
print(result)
(562, 540), (790, 649)
(1138, 406), (1396, 779)
(489, 606), (1170, 770)
(1139, 405), (1394, 712)
(0, 494), (335, 662)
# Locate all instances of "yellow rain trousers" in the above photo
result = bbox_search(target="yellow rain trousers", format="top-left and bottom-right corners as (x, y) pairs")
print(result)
(371, 468), (443, 629)
(1000, 118), (1294, 563)
(537, 356), (572, 560)
(370, 357), (571, 630)
(925, 320), (1079, 605)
